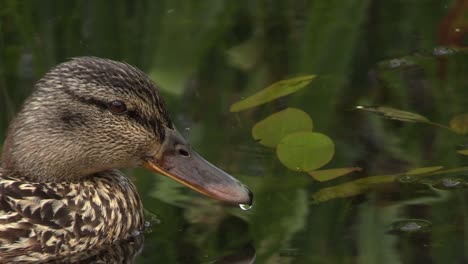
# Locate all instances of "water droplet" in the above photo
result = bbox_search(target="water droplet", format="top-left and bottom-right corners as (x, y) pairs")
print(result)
(239, 203), (253, 211)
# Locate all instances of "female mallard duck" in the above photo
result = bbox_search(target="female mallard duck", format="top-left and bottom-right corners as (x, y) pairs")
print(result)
(0, 57), (252, 262)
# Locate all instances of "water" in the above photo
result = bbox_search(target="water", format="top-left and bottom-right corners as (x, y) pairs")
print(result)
(398, 175), (418, 183)
(432, 177), (467, 190)
(392, 219), (432, 233)
(1, 1), (468, 263)
(239, 203), (253, 211)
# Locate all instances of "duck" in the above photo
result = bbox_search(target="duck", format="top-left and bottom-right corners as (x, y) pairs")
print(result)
(0, 57), (253, 262)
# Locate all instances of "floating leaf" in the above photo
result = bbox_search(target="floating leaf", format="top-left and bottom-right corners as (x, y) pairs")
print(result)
(311, 174), (397, 203)
(276, 132), (334, 172)
(458, 149), (468, 156)
(406, 166), (443, 175)
(449, 113), (468, 134)
(230, 75), (316, 112)
(355, 106), (430, 123)
(308, 167), (362, 182)
(311, 166), (468, 203)
(252, 108), (313, 148)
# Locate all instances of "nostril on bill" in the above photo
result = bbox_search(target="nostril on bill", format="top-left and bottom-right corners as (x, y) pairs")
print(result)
(177, 147), (190, 157)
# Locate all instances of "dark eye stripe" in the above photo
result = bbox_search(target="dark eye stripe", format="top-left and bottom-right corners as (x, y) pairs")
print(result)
(62, 88), (165, 141)
(62, 88), (108, 111)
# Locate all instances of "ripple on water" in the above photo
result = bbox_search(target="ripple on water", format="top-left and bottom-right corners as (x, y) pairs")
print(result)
(391, 219), (432, 233)
(432, 177), (467, 190)
(397, 175), (418, 183)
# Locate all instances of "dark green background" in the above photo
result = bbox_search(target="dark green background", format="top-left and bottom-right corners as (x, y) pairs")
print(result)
(1, 1), (467, 263)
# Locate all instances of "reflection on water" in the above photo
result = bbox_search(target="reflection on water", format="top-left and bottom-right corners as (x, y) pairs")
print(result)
(212, 244), (256, 264)
(1, 1), (468, 263)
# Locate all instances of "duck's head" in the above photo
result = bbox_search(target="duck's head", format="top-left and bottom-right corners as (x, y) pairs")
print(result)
(1, 57), (252, 206)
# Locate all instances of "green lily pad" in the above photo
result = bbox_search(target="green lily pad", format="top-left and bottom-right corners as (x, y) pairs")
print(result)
(355, 106), (430, 123)
(449, 113), (468, 134)
(252, 108), (313, 148)
(308, 167), (362, 182)
(230, 75), (316, 112)
(276, 132), (334, 172)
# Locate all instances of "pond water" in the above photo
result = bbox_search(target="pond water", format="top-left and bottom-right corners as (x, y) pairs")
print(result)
(1, 1), (467, 263)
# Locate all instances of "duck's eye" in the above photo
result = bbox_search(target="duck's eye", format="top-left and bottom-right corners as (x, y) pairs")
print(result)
(108, 100), (127, 114)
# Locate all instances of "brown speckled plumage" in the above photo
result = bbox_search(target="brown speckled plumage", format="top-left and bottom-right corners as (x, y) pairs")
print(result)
(0, 170), (144, 262)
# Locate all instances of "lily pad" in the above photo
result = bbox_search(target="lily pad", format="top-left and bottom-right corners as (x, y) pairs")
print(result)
(308, 167), (362, 182)
(449, 113), (468, 135)
(252, 108), (313, 148)
(230, 75), (316, 112)
(276, 132), (334, 172)
(355, 106), (430, 123)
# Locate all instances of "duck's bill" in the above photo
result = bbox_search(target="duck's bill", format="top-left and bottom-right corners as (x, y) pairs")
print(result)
(144, 128), (253, 206)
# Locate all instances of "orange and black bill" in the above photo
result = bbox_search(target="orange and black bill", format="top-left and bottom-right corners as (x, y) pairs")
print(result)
(144, 128), (253, 206)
